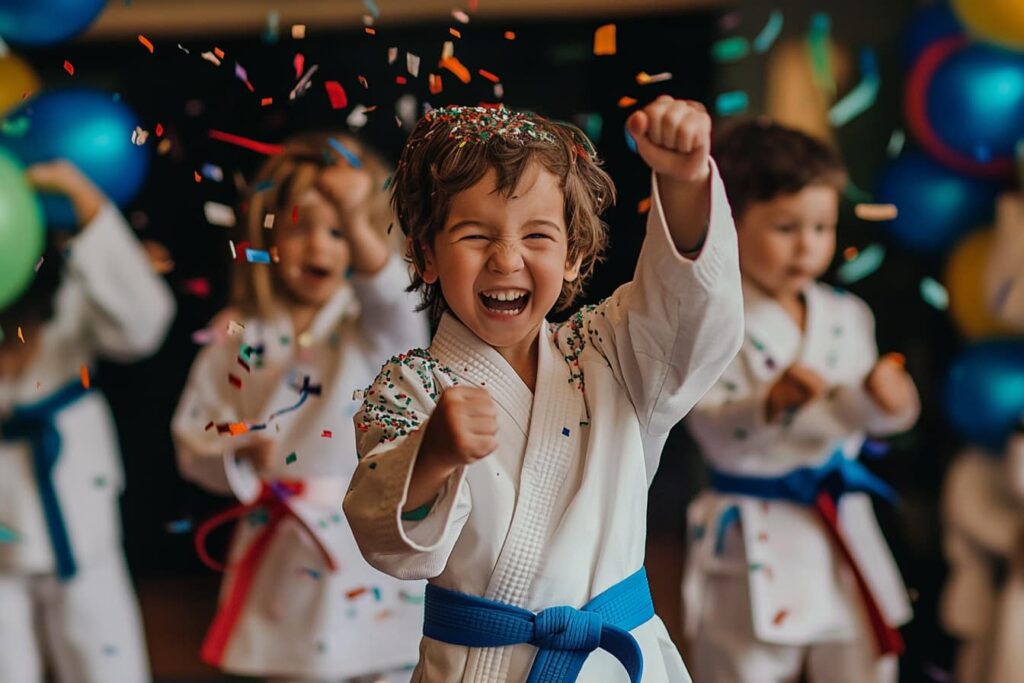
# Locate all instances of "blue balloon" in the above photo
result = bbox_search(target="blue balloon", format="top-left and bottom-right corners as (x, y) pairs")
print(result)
(925, 43), (1024, 167)
(0, 0), (106, 45)
(945, 340), (1024, 452)
(875, 151), (997, 253)
(901, 3), (963, 70)
(0, 89), (149, 229)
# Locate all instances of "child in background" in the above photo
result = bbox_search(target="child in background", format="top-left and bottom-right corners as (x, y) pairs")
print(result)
(343, 98), (743, 682)
(0, 161), (174, 682)
(986, 191), (1024, 329)
(683, 119), (920, 683)
(172, 132), (428, 683)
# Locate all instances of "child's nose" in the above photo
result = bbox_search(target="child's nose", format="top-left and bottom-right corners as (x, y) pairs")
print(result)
(488, 242), (524, 274)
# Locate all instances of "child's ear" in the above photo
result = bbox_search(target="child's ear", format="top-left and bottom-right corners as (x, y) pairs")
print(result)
(412, 237), (439, 284)
(564, 255), (583, 283)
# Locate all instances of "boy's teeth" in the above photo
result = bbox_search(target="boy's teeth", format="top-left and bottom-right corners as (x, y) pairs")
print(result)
(484, 290), (525, 301)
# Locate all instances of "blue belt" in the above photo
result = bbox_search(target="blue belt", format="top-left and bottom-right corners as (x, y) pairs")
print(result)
(423, 567), (654, 683)
(1, 379), (90, 580)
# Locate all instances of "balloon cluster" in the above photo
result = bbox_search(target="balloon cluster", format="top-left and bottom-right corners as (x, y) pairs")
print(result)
(0, 2), (149, 309)
(891, 3), (1024, 450)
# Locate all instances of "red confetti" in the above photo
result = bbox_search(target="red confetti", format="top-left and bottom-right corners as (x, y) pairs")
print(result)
(214, 47), (225, 59)
(478, 69), (500, 83)
(321, 430), (333, 438)
(228, 374), (242, 389)
(504, 31), (516, 40)
(293, 53), (304, 80)
(324, 80), (348, 109)
(138, 34), (154, 53)
(429, 74), (443, 95)
(193, 171), (202, 183)
(208, 129), (284, 155)
(260, 97), (273, 106)
(63, 60), (74, 76)
(155, 123), (164, 136)
(395, 75), (407, 85)
(180, 278), (210, 298)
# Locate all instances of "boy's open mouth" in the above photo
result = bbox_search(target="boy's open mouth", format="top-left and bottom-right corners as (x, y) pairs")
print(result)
(302, 265), (332, 279)
(479, 289), (530, 316)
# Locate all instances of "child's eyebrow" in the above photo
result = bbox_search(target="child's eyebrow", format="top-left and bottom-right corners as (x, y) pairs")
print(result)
(445, 219), (492, 233)
(522, 218), (563, 231)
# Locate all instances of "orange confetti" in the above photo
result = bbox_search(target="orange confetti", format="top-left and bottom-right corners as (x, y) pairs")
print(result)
(17, 326), (24, 343)
(617, 96), (637, 108)
(260, 97), (273, 106)
(593, 24), (616, 56)
(843, 246), (859, 261)
(637, 197), (651, 214)
(227, 422), (249, 436)
(478, 69), (500, 83)
(440, 56), (471, 84)
(449, 28), (462, 39)
(63, 60), (74, 76)
(194, 171), (202, 183)
(364, 27), (376, 36)
(429, 73), (443, 95)
(884, 352), (907, 368)
(214, 47), (225, 59)
(138, 34), (154, 53)
(504, 31), (516, 40)
(346, 587), (368, 600)
(358, 75), (368, 89)
(772, 609), (789, 626)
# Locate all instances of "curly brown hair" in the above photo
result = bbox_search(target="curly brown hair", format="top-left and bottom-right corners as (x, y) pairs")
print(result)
(390, 105), (615, 322)
(231, 131), (396, 318)
(712, 118), (847, 220)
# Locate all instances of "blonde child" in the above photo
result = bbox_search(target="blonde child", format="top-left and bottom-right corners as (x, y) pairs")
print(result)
(0, 161), (174, 682)
(683, 120), (920, 683)
(171, 132), (428, 683)
(343, 98), (744, 682)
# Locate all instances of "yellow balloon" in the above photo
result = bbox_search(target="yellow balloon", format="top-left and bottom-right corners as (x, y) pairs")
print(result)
(0, 53), (40, 116)
(953, 0), (1024, 50)
(945, 229), (1019, 339)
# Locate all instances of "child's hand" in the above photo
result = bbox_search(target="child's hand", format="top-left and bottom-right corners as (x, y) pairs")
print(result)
(864, 353), (918, 416)
(420, 387), (498, 469)
(317, 164), (374, 227)
(235, 436), (277, 474)
(766, 364), (827, 423)
(626, 96), (711, 185)
(25, 160), (105, 228)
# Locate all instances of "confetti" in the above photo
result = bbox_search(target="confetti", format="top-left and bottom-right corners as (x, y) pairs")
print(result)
(854, 203), (898, 221)
(17, 326), (24, 343)
(504, 31), (516, 40)
(772, 609), (789, 626)
(63, 60), (74, 76)
(617, 96), (637, 108)
(428, 74), (443, 95)
(637, 197), (651, 214)
(363, 0), (380, 18)
(347, 587), (369, 600)
(181, 278), (211, 298)
(828, 48), (879, 127)
(808, 12), (835, 97)
(302, 566), (322, 579)
(324, 81), (348, 109)
(209, 129), (284, 155)
(285, 452), (298, 465)
(294, 53), (305, 80)
(478, 68), (500, 83)
(624, 126), (637, 153)
(204, 201), (236, 227)
(920, 277), (949, 310)
(34, 256), (44, 272)
(245, 248), (271, 263)
(440, 56), (471, 83)
(711, 36), (749, 63)
(138, 34), (154, 53)
(753, 10), (784, 53)
(261, 97), (273, 106)
(321, 430), (333, 438)
(328, 137), (362, 168)
(165, 519), (193, 534)
(887, 129), (905, 158)
(449, 28), (462, 39)
(131, 127), (149, 145)
(453, 9), (470, 23)
(201, 51), (221, 66)
(0, 116), (29, 137)
(836, 243), (885, 284)
(365, 27), (376, 36)
(715, 91), (748, 116)
(388, 47), (398, 64)
(80, 365), (90, 389)
(593, 24), (616, 56)
(263, 214), (275, 229)
(227, 320), (245, 336)
(289, 64), (319, 101)
(636, 71), (672, 85)
(0, 525), (19, 544)
(441, 41), (455, 60)
(200, 163), (224, 182)
(292, 24), (306, 39)
(229, 374), (243, 389)
(407, 52), (421, 77)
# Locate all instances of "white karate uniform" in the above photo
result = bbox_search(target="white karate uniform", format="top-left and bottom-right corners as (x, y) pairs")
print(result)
(0, 203), (175, 682)
(684, 280), (919, 683)
(343, 169), (744, 682)
(941, 439), (1024, 683)
(172, 255), (429, 681)
(986, 192), (1024, 329)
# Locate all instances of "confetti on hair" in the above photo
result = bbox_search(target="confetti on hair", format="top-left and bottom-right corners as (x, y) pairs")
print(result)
(419, 105), (558, 147)
(209, 129), (284, 155)
(328, 137), (363, 168)
(920, 277), (949, 310)
(715, 91), (749, 116)
(138, 34), (154, 53)
(828, 48), (879, 127)
(753, 10), (783, 53)
(593, 24), (616, 56)
(712, 37), (749, 63)
(854, 203), (898, 221)
(837, 243), (885, 284)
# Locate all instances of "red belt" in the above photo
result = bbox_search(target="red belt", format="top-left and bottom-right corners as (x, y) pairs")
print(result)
(194, 480), (338, 666)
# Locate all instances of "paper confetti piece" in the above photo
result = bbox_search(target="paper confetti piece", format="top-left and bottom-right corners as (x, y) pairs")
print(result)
(617, 96), (638, 108)
(138, 34), (154, 53)
(920, 277), (949, 310)
(715, 91), (749, 116)
(34, 256), (44, 272)
(245, 248), (271, 263)
(772, 609), (789, 626)
(363, 0), (380, 18)
(165, 519), (193, 534)
(828, 48), (879, 127)
(328, 137), (362, 168)
(324, 81), (348, 109)
(131, 127), (149, 145)
(0, 116), (29, 137)
(808, 12), (835, 97)
(453, 9), (470, 23)
(17, 326), (24, 343)
(80, 365), (90, 389)
(284, 452), (298, 465)
(200, 51), (221, 66)
(636, 71), (672, 85)
(228, 374), (243, 389)
(837, 243), (885, 284)
(204, 201), (236, 227)
(181, 278), (210, 298)
(504, 31), (516, 40)
(321, 430), (333, 438)
(637, 197), (651, 214)
(365, 27), (376, 36)
(346, 587), (369, 600)
(441, 41), (455, 60)
(292, 24), (306, 39)
(440, 56), (471, 83)
(63, 60), (74, 76)
(227, 422), (249, 436)
(449, 28), (462, 39)
(429, 74), (443, 95)
(200, 163), (224, 182)
(753, 10), (783, 53)
(854, 203), (898, 221)
(289, 64), (319, 101)
(593, 24), (616, 56)
(887, 129), (905, 158)
(209, 129), (284, 155)
(711, 36), (749, 63)
(263, 214), (275, 229)
(407, 52), (421, 77)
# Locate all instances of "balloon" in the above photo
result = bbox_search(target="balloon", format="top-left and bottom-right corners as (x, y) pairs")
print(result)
(945, 340), (1024, 452)
(0, 52), (39, 115)
(0, 0), (106, 46)
(0, 89), (150, 230)
(945, 229), (1018, 338)
(901, 3), (962, 70)
(876, 151), (998, 254)
(0, 146), (45, 311)
(906, 37), (1024, 177)
(953, 0), (1024, 51)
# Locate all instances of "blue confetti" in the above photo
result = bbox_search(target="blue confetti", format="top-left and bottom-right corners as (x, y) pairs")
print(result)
(828, 48), (880, 128)
(245, 248), (271, 263)
(837, 243), (886, 284)
(328, 137), (363, 168)
(164, 519), (193, 534)
(561, 426), (571, 437)
(715, 91), (749, 116)
(253, 179), (275, 193)
(363, 0), (380, 18)
(624, 126), (637, 154)
(753, 10), (784, 53)
(0, 524), (19, 544)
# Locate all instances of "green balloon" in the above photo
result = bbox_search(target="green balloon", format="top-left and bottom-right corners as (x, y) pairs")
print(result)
(0, 145), (44, 310)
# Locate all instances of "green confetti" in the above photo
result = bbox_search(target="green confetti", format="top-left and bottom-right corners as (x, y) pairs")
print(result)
(920, 277), (949, 310)
(828, 49), (879, 128)
(711, 36), (749, 63)
(0, 524), (19, 544)
(843, 180), (873, 204)
(285, 452), (298, 465)
(887, 129), (906, 158)
(715, 90), (749, 116)
(0, 116), (30, 137)
(753, 10), (784, 53)
(807, 12), (835, 98)
(837, 243), (886, 284)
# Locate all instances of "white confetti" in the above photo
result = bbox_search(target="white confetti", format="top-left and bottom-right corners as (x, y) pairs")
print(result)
(204, 201), (236, 227)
